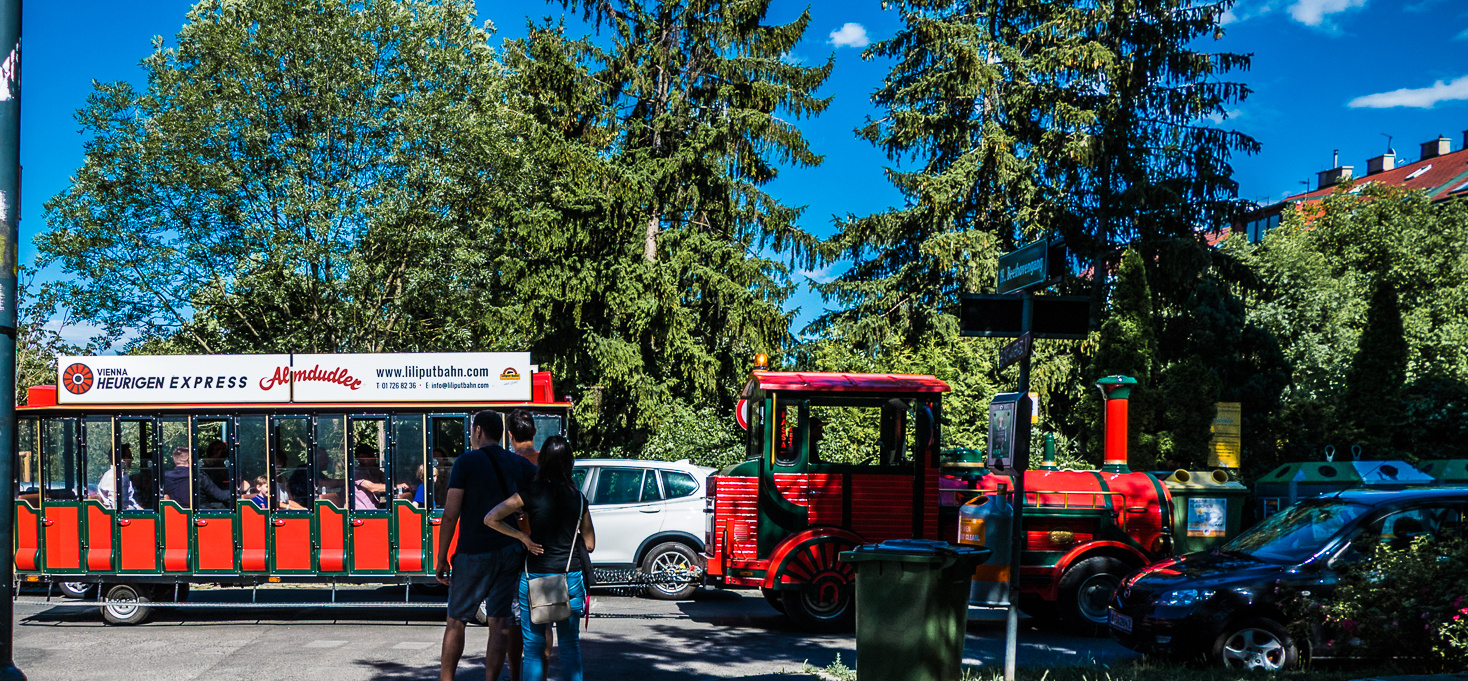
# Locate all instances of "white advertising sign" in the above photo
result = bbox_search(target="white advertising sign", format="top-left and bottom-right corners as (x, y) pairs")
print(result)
(289, 352), (532, 403)
(56, 355), (292, 404)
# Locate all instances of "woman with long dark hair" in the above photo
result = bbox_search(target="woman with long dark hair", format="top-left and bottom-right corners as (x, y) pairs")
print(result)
(485, 435), (594, 681)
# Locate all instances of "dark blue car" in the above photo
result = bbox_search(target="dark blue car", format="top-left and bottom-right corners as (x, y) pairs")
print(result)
(1108, 485), (1468, 669)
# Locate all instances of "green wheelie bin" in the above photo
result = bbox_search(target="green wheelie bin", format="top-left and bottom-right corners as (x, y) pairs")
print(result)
(840, 540), (991, 681)
(1158, 469), (1250, 554)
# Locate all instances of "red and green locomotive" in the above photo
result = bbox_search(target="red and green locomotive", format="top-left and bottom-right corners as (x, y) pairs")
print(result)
(704, 363), (1176, 633)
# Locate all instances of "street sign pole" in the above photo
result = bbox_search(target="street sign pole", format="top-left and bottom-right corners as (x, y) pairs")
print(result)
(0, 0), (22, 678)
(1002, 293), (1032, 681)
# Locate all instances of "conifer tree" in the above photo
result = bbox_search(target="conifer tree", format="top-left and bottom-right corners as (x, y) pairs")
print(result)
(506, 2), (833, 448)
(1342, 276), (1409, 455)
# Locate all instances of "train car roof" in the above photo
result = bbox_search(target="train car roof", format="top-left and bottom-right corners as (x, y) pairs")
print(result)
(751, 371), (950, 395)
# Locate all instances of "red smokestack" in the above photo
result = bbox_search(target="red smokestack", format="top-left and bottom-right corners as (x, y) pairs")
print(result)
(1096, 375), (1138, 473)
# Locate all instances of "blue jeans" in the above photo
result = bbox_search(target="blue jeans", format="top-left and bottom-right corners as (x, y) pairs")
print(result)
(519, 570), (586, 681)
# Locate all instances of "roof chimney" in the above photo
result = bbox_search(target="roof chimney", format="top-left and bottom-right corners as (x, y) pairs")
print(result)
(1462, 130), (1468, 152)
(1317, 165), (1354, 189)
(1366, 151), (1396, 175)
(1421, 135), (1452, 160)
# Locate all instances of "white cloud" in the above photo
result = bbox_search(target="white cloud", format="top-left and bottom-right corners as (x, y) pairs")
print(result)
(828, 23), (869, 49)
(1348, 74), (1468, 109)
(1455, 27), (1468, 41)
(796, 265), (839, 285)
(1289, 0), (1368, 27)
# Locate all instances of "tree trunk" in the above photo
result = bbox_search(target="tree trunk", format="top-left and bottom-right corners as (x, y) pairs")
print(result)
(644, 211), (659, 262)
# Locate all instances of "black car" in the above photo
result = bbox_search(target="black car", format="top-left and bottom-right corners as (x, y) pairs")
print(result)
(1108, 485), (1468, 670)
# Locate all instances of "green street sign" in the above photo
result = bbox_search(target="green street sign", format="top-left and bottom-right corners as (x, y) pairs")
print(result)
(997, 240), (1049, 294)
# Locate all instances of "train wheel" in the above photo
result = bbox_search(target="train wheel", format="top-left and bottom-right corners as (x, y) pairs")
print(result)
(1056, 556), (1129, 636)
(57, 581), (92, 599)
(761, 588), (786, 613)
(100, 584), (153, 626)
(777, 540), (856, 633)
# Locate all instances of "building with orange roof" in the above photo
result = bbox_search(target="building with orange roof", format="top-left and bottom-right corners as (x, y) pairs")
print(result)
(1234, 132), (1468, 242)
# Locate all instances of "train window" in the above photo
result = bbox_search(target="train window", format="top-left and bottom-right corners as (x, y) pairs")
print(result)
(316, 415), (348, 508)
(661, 471), (698, 499)
(593, 468), (643, 506)
(349, 417), (389, 511)
(193, 418), (233, 510)
(775, 403), (801, 465)
(117, 419), (155, 511)
(158, 416), (190, 509)
(641, 469), (663, 502)
(42, 419), (79, 501)
(83, 416), (112, 504)
(806, 398), (920, 467)
(274, 417), (311, 509)
(17, 418), (38, 502)
(430, 416), (466, 510)
(239, 416), (267, 509)
(392, 414), (426, 506)
(531, 413), (563, 451)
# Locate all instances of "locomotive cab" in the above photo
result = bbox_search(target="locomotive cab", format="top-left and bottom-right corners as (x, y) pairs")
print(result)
(705, 368), (949, 631)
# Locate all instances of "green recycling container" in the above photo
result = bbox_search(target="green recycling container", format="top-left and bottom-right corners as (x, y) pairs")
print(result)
(1158, 469), (1250, 554)
(840, 540), (991, 681)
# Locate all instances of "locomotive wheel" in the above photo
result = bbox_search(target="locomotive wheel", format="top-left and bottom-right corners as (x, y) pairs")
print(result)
(777, 540), (856, 633)
(1056, 556), (1130, 636)
(100, 583), (153, 626)
(761, 588), (787, 613)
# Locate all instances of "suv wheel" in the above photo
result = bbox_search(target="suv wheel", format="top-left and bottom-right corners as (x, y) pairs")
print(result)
(1215, 618), (1298, 671)
(641, 542), (700, 600)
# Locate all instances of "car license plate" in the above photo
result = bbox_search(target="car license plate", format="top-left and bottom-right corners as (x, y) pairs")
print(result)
(1109, 608), (1133, 633)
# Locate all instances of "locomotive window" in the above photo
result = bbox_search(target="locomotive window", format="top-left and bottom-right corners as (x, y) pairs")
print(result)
(393, 414), (426, 506)
(775, 403), (801, 465)
(641, 469), (663, 501)
(806, 399), (920, 467)
(83, 416), (112, 503)
(239, 416), (267, 509)
(42, 419), (79, 501)
(117, 419), (155, 511)
(16, 418), (38, 500)
(316, 415), (348, 508)
(430, 416), (467, 510)
(593, 468), (643, 505)
(661, 471), (698, 499)
(274, 417), (311, 509)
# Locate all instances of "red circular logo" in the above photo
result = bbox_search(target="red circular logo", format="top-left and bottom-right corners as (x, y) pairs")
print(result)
(61, 363), (94, 395)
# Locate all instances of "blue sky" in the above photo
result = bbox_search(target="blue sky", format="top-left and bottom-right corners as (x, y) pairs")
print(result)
(20, 0), (1468, 344)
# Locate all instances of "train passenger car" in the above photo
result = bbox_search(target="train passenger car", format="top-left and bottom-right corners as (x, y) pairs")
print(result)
(14, 352), (567, 624)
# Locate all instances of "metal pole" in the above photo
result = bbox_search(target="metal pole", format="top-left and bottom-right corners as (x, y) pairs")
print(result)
(0, 0), (22, 677)
(1003, 293), (1032, 681)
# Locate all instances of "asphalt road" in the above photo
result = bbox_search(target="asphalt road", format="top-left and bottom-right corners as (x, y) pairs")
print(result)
(11, 586), (1140, 681)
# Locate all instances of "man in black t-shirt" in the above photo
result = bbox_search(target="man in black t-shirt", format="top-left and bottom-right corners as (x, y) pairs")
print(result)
(436, 411), (536, 681)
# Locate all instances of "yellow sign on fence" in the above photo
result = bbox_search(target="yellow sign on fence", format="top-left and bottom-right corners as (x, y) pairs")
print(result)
(1209, 402), (1242, 469)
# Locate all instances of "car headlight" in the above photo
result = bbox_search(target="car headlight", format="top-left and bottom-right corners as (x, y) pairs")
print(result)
(1152, 589), (1215, 607)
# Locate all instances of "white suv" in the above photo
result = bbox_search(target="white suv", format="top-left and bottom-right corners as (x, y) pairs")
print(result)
(572, 458), (713, 599)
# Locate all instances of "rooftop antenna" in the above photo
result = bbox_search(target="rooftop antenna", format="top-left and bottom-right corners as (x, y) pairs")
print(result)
(1381, 133), (1394, 154)
(1300, 179), (1311, 195)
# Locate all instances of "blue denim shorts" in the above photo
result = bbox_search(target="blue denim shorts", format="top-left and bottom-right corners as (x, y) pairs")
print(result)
(447, 544), (523, 622)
